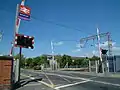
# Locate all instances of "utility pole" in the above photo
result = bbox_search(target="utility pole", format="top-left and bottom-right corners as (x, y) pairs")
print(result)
(96, 28), (104, 73)
(89, 60), (91, 72)
(18, 47), (22, 82)
(51, 41), (55, 70)
(108, 34), (112, 56)
(95, 60), (98, 73)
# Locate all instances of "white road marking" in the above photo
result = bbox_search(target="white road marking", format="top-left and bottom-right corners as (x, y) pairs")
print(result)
(25, 83), (42, 86)
(42, 71), (54, 86)
(45, 73), (88, 81)
(21, 74), (31, 78)
(55, 79), (120, 89)
(21, 72), (120, 89)
(59, 75), (71, 83)
(89, 77), (97, 79)
(93, 80), (120, 87)
(21, 74), (55, 88)
(43, 73), (120, 88)
(38, 81), (55, 88)
(55, 80), (90, 89)
(30, 77), (35, 80)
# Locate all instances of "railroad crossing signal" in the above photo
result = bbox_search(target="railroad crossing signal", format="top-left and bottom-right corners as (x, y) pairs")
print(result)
(101, 49), (108, 55)
(14, 34), (34, 49)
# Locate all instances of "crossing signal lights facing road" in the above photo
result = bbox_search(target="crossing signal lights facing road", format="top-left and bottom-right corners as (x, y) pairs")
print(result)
(14, 34), (34, 49)
(101, 49), (108, 55)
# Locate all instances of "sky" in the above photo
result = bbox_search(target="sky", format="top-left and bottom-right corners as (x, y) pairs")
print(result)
(0, 0), (120, 57)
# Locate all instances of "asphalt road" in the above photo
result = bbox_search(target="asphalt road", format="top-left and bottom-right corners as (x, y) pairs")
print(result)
(16, 69), (120, 90)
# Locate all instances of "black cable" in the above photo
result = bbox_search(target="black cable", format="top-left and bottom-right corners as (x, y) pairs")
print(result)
(31, 16), (92, 35)
(0, 8), (92, 35)
(56, 40), (79, 42)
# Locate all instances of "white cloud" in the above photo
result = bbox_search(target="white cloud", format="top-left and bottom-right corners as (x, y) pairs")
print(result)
(84, 53), (93, 58)
(76, 43), (83, 48)
(95, 41), (116, 48)
(54, 41), (63, 46)
(92, 50), (98, 55)
(72, 49), (81, 53)
(98, 41), (120, 54)
(100, 41), (108, 47)
(76, 43), (80, 48)
(91, 46), (120, 56)
(112, 47), (120, 52)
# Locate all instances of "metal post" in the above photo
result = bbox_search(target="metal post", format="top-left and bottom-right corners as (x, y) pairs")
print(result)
(113, 56), (116, 73)
(89, 60), (91, 72)
(12, 4), (19, 56)
(51, 41), (55, 70)
(55, 59), (57, 70)
(12, 0), (25, 56)
(25, 58), (27, 69)
(95, 60), (98, 73)
(18, 47), (22, 82)
(97, 28), (104, 73)
(15, 59), (19, 82)
(107, 61), (109, 72)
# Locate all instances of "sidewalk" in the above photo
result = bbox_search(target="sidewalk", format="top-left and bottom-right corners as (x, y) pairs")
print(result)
(111, 73), (120, 78)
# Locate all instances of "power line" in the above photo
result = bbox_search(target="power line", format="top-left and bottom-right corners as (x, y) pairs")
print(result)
(57, 40), (79, 42)
(0, 8), (93, 35)
(31, 16), (92, 35)
(0, 30), (3, 41)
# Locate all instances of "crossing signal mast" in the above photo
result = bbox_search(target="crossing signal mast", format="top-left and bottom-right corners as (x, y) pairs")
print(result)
(9, 0), (35, 82)
(80, 28), (112, 73)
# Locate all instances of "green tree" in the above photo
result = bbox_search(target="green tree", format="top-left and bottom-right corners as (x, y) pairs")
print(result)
(40, 55), (49, 68)
(74, 58), (83, 67)
(90, 56), (100, 61)
(81, 58), (89, 67)
(32, 56), (41, 66)
(61, 54), (72, 68)
(25, 58), (33, 67)
(40, 55), (48, 64)
(55, 55), (62, 64)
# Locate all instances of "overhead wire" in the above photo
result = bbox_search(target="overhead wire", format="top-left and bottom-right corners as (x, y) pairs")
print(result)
(0, 8), (93, 43)
(30, 16), (93, 43)
(0, 8), (93, 35)
(31, 16), (92, 35)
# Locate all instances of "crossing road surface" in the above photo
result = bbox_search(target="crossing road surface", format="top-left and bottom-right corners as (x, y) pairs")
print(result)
(16, 69), (120, 90)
